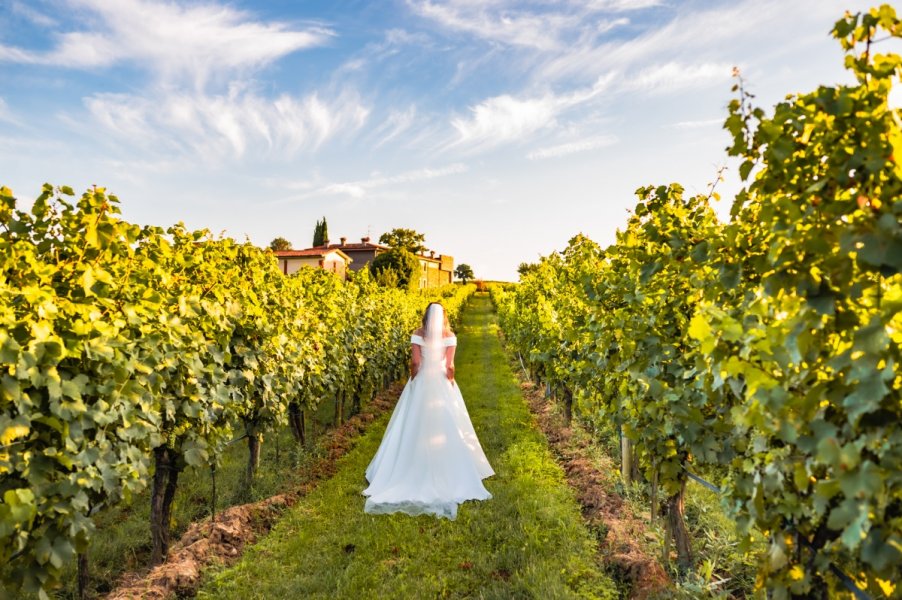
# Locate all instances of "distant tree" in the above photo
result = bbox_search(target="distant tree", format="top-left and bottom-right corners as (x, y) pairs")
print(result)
(312, 219), (322, 246)
(517, 262), (538, 278)
(379, 228), (426, 254)
(370, 248), (421, 290)
(269, 237), (292, 251)
(454, 264), (474, 284)
(372, 265), (400, 289)
(312, 217), (329, 246)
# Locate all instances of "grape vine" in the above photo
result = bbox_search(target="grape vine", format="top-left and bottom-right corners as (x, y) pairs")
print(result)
(493, 6), (902, 597)
(0, 185), (474, 597)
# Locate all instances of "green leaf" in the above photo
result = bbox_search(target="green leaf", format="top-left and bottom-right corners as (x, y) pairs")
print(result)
(688, 313), (710, 340)
(184, 447), (208, 467)
(861, 530), (902, 571)
(839, 462), (882, 501)
(843, 371), (890, 423)
(0, 421), (30, 446)
(0, 488), (37, 528)
(853, 319), (889, 355)
(739, 160), (755, 180)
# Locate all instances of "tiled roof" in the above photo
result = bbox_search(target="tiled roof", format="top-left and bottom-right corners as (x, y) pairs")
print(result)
(327, 242), (389, 251)
(333, 243), (450, 264)
(274, 248), (342, 258)
(277, 241), (449, 265)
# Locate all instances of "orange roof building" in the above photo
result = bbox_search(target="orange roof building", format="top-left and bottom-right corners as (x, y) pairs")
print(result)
(274, 235), (453, 288)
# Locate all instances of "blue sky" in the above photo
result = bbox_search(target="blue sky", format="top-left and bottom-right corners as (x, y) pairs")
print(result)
(0, 0), (880, 280)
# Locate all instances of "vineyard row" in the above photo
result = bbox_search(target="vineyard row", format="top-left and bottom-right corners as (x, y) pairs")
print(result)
(0, 184), (474, 597)
(492, 8), (901, 599)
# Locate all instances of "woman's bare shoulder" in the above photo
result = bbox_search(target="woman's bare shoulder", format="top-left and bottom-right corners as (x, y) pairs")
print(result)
(413, 327), (425, 336)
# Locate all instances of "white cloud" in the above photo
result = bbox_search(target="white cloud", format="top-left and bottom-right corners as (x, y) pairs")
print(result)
(0, 45), (37, 63)
(450, 73), (615, 148)
(367, 106), (419, 148)
(669, 118), (723, 130)
(527, 134), (617, 160)
(82, 87), (370, 161)
(0, 98), (23, 126)
(283, 163), (469, 201)
(452, 95), (559, 145)
(584, 0), (663, 11)
(322, 183), (368, 198)
(407, 0), (652, 52)
(421, 0), (874, 161)
(1, 1), (355, 164)
(347, 163), (468, 189)
(383, 28), (433, 48)
(596, 17), (630, 34)
(336, 28), (434, 77)
(0, 134), (64, 155)
(625, 62), (733, 92)
(9, 1), (59, 28)
(535, 0), (854, 86)
(409, 1), (743, 153)
(0, 0), (333, 87)
(408, 1), (572, 50)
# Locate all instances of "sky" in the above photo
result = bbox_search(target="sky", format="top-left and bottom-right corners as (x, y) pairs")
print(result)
(0, 0), (885, 280)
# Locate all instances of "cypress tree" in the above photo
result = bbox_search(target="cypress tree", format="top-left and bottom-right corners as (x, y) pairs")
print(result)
(312, 219), (323, 246)
(312, 217), (329, 247)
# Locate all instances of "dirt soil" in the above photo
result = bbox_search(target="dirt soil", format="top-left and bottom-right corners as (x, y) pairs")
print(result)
(106, 382), (404, 600)
(519, 379), (671, 599)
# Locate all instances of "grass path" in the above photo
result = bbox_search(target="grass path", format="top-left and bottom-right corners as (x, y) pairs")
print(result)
(197, 294), (617, 599)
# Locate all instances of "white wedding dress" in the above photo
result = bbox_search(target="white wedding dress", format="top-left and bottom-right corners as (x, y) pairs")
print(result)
(363, 305), (494, 519)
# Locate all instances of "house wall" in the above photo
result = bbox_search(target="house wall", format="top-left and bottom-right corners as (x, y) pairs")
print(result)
(425, 260), (441, 288)
(416, 256), (454, 288)
(288, 243), (452, 287)
(280, 257), (323, 275)
(279, 254), (349, 278)
(322, 254), (347, 278)
(438, 255), (453, 287)
(343, 249), (378, 271)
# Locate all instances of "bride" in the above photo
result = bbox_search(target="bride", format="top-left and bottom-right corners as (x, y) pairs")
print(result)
(362, 302), (494, 519)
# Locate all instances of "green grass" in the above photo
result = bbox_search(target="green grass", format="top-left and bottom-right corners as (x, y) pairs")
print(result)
(197, 294), (618, 599)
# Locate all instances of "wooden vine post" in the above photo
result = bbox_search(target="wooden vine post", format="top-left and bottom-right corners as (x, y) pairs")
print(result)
(650, 461), (658, 527)
(562, 386), (574, 426)
(77, 551), (89, 600)
(288, 402), (306, 447)
(620, 433), (632, 486)
(246, 431), (263, 483)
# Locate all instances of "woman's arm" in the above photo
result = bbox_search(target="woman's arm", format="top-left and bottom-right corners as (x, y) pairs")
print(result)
(410, 344), (422, 379)
(444, 346), (456, 382)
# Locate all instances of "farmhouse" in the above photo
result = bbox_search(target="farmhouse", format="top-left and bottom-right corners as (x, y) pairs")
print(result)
(273, 248), (352, 278)
(417, 250), (454, 288)
(275, 235), (454, 288)
(327, 236), (389, 272)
